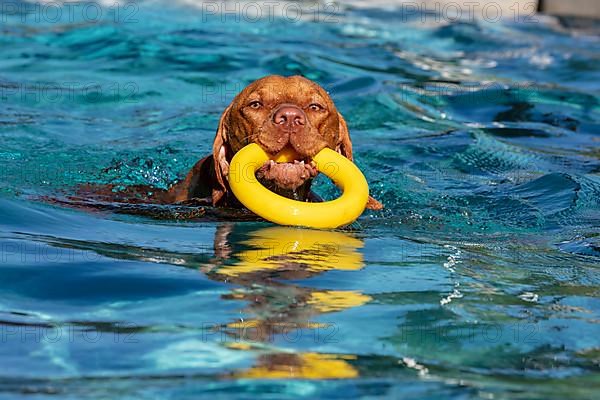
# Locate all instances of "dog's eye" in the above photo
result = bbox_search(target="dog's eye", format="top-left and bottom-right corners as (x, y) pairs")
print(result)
(308, 103), (324, 112)
(248, 100), (262, 109)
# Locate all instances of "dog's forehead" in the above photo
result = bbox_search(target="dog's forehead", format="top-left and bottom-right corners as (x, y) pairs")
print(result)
(241, 76), (330, 104)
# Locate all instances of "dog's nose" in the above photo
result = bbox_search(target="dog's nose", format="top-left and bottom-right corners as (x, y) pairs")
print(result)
(272, 104), (306, 129)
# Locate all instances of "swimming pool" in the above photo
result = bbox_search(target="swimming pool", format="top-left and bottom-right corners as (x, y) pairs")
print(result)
(1, 1), (599, 398)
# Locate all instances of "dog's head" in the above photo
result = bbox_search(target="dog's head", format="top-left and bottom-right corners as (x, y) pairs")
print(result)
(211, 75), (381, 209)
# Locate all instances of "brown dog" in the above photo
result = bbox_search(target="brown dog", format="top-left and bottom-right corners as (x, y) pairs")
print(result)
(67, 75), (382, 215)
(166, 75), (382, 210)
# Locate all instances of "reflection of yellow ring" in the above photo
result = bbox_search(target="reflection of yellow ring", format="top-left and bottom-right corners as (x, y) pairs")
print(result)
(229, 143), (369, 229)
(216, 226), (364, 277)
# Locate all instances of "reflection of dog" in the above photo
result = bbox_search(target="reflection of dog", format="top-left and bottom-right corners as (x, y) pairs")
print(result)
(210, 225), (371, 340)
(210, 224), (368, 379)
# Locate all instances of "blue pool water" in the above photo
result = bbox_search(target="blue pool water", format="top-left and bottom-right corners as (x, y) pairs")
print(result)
(1, 1), (600, 398)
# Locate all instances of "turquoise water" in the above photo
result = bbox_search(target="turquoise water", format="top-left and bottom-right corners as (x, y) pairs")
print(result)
(1, 1), (600, 398)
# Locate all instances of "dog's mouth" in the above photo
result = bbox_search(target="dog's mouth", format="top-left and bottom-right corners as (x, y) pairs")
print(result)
(256, 158), (318, 192)
(253, 145), (319, 195)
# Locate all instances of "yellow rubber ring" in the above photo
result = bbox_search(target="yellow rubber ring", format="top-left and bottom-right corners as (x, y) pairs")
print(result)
(228, 143), (369, 229)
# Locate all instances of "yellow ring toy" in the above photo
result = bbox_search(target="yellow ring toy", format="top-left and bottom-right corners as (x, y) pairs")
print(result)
(228, 143), (369, 229)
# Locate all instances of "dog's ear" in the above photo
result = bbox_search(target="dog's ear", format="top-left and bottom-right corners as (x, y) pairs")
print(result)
(337, 112), (384, 210)
(336, 112), (354, 161)
(212, 104), (232, 206)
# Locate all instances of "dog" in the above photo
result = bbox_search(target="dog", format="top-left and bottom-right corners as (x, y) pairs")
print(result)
(166, 75), (382, 210)
(67, 75), (382, 216)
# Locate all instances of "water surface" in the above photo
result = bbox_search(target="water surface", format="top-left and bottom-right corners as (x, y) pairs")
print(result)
(1, 1), (600, 399)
